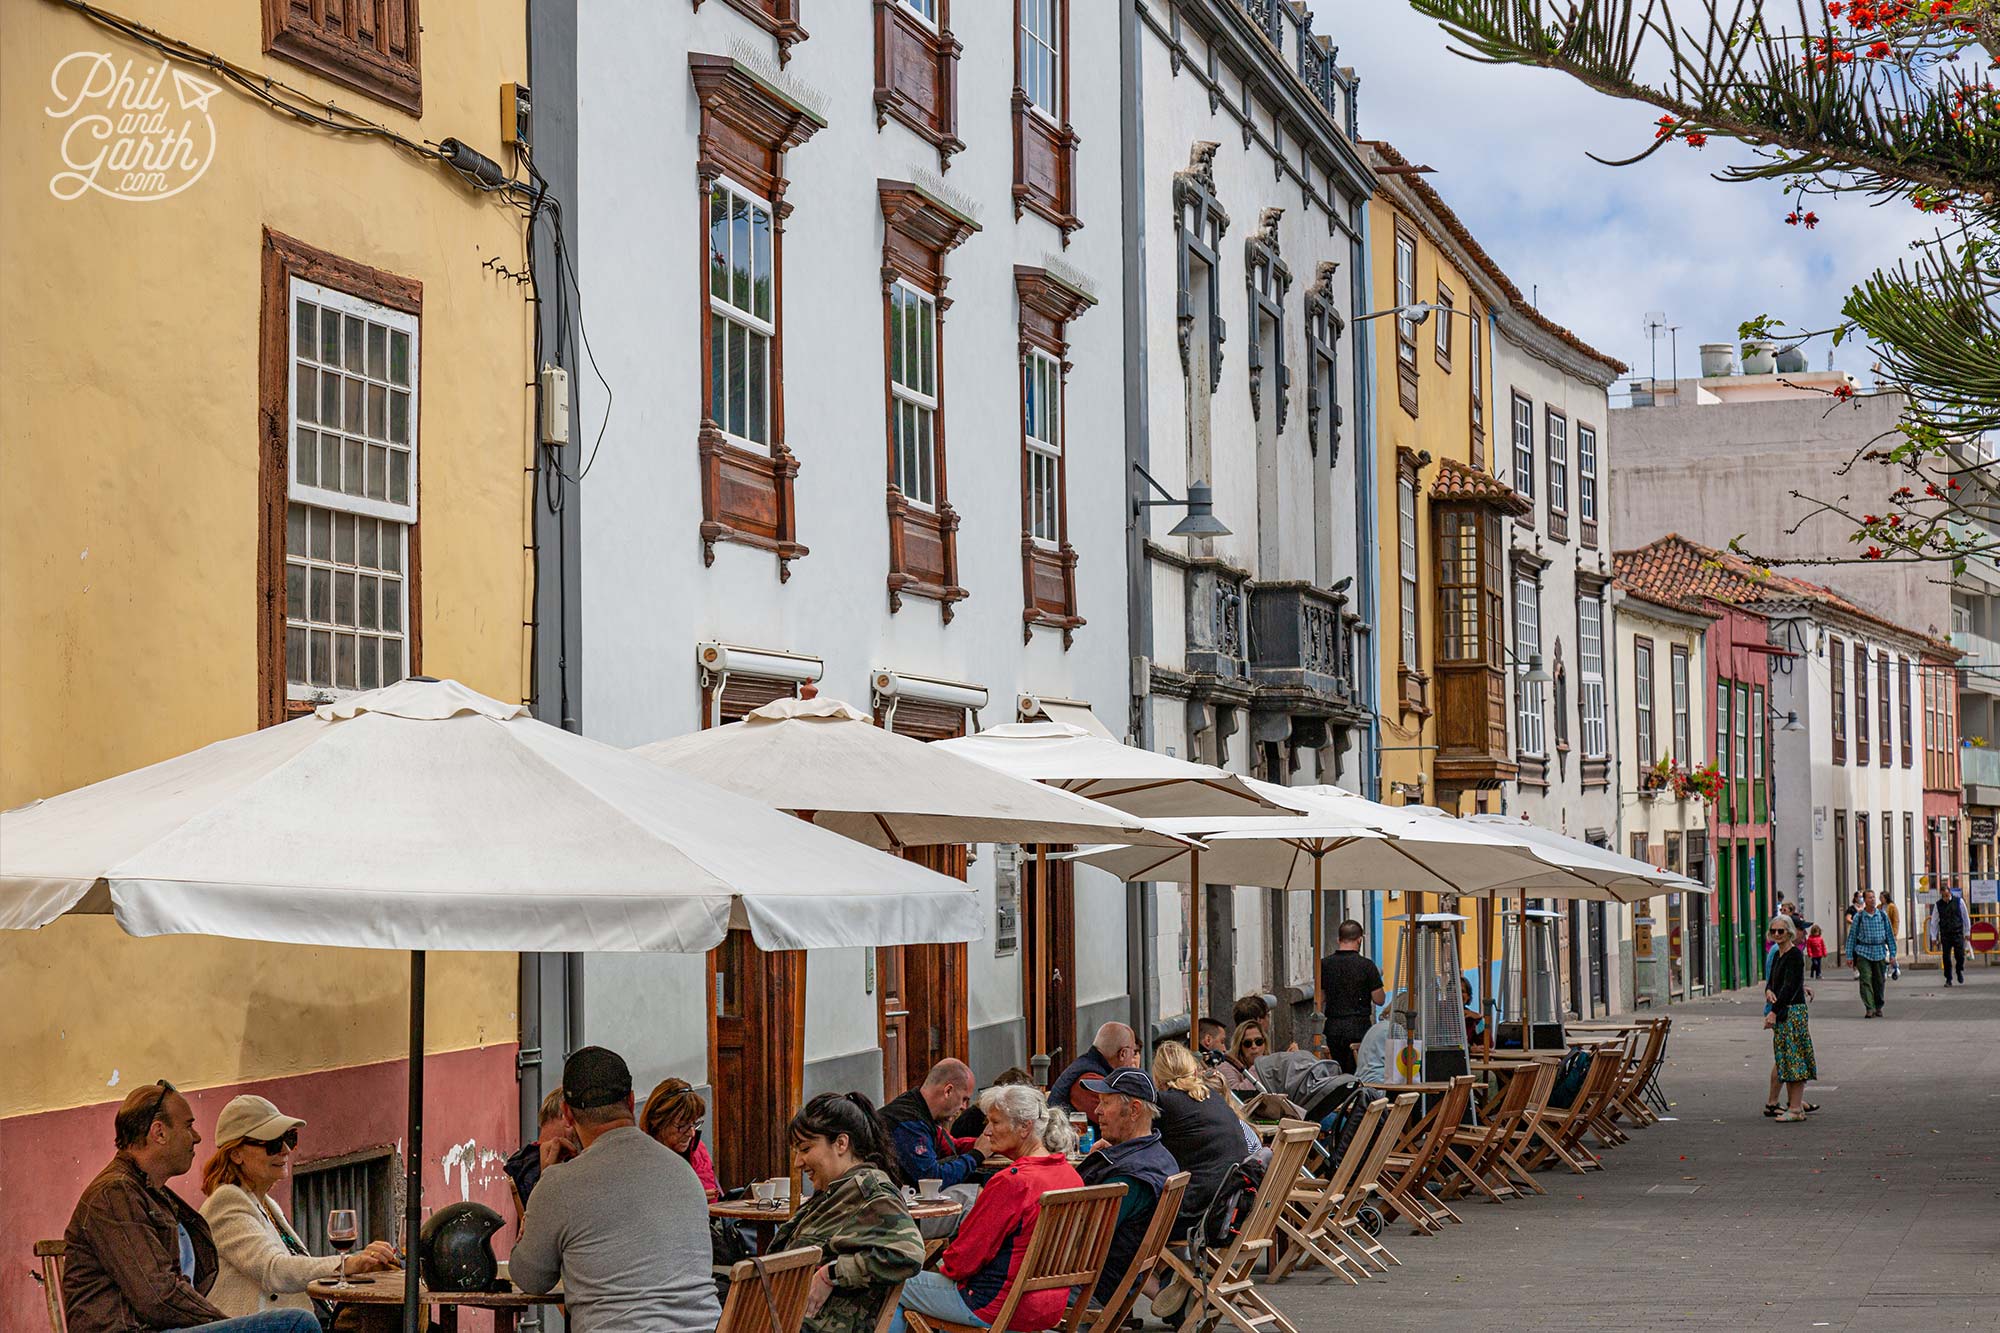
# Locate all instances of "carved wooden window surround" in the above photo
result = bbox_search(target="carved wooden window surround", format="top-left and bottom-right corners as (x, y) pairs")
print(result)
(1431, 500), (1515, 790)
(692, 0), (809, 66)
(258, 229), (422, 730)
(875, 0), (964, 169)
(1012, 0), (1081, 244)
(691, 54), (825, 579)
(263, 0), (421, 115)
(881, 180), (980, 620)
(1395, 447), (1431, 719)
(1174, 142), (1229, 392)
(1245, 209), (1291, 431)
(1304, 262), (1345, 465)
(1016, 265), (1095, 647)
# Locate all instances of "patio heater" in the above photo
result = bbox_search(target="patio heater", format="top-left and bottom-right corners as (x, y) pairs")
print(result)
(1497, 907), (1566, 1051)
(1387, 911), (1471, 1083)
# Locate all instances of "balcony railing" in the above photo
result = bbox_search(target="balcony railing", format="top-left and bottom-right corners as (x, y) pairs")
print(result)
(1247, 581), (1361, 707)
(1949, 628), (2000, 697)
(1962, 744), (2000, 793)
(1236, 0), (1360, 139)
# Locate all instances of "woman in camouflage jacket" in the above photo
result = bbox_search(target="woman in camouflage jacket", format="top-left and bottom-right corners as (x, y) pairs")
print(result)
(775, 1093), (926, 1333)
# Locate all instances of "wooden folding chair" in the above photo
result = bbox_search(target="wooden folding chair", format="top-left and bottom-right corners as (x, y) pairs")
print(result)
(716, 1246), (822, 1333)
(1440, 1063), (1539, 1204)
(1521, 1050), (1620, 1173)
(1610, 1019), (1669, 1127)
(34, 1240), (67, 1333)
(869, 1283), (907, 1333)
(1325, 1095), (1414, 1274)
(1374, 1077), (1474, 1234)
(1272, 1102), (1387, 1283)
(1487, 1060), (1555, 1196)
(907, 1184), (1126, 1333)
(1156, 1122), (1317, 1333)
(1078, 1173), (1189, 1333)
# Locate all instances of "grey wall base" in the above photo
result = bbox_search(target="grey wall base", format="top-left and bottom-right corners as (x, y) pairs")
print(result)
(971, 1017), (1027, 1081)
(803, 1048), (886, 1106)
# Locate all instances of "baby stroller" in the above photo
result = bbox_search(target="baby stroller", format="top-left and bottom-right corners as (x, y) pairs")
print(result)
(1250, 1051), (1387, 1239)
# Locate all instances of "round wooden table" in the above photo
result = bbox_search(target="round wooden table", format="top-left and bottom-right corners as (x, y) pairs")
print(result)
(711, 1194), (963, 1252)
(307, 1271), (560, 1332)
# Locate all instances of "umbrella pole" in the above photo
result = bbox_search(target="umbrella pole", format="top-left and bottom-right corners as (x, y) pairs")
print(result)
(1035, 843), (1050, 1063)
(1188, 850), (1202, 1033)
(1519, 893), (1532, 1051)
(1311, 855), (1325, 1053)
(403, 949), (425, 1333)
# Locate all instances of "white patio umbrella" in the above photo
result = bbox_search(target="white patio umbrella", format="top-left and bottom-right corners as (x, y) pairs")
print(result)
(936, 722), (1303, 1015)
(0, 677), (978, 1333)
(1463, 814), (1707, 902)
(633, 695), (1187, 850)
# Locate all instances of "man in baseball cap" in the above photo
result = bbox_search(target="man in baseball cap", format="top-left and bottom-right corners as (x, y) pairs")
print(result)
(1075, 1068), (1180, 1304)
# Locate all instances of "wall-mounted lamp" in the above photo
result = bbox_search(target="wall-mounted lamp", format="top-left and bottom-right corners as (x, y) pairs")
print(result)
(1766, 707), (1802, 732)
(1134, 463), (1232, 538)
(1501, 647), (1552, 686)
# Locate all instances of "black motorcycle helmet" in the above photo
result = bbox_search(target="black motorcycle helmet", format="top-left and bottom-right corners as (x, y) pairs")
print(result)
(419, 1201), (504, 1292)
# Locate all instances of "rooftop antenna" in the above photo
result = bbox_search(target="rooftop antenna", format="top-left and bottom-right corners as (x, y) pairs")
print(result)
(1642, 310), (1669, 392)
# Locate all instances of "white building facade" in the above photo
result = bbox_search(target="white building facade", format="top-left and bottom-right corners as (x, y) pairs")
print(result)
(1125, 0), (1376, 1045)
(569, 0), (1134, 1187)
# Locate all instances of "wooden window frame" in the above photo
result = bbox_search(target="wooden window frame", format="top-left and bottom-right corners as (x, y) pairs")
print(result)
(1509, 392), (1535, 504)
(1855, 642), (1871, 765)
(262, 0), (421, 116)
(880, 179), (980, 620)
(1578, 590), (1607, 761)
(692, 0), (810, 66)
(1878, 652), (1892, 768)
(1545, 408), (1569, 543)
(1671, 643), (1691, 767)
(1431, 502), (1515, 790)
(1734, 682), (1750, 814)
(1513, 571), (1545, 760)
(1831, 634), (1848, 764)
(1012, 0), (1081, 243)
(1395, 447), (1429, 718)
(1015, 265), (1094, 647)
(1900, 657), (1914, 768)
(258, 228), (422, 729)
(1576, 421), (1599, 547)
(691, 54), (825, 578)
(1751, 684), (1766, 820)
(1468, 305), (1485, 467)
(1716, 674), (1733, 822)
(874, 0), (964, 170)
(1393, 222), (1419, 417)
(1433, 281), (1454, 369)
(1634, 636), (1656, 769)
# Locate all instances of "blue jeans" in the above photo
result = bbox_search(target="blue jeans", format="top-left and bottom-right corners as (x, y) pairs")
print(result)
(171, 1312), (320, 1333)
(887, 1270), (988, 1333)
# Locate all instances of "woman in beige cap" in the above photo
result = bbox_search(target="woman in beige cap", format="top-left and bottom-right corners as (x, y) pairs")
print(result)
(198, 1094), (400, 1319)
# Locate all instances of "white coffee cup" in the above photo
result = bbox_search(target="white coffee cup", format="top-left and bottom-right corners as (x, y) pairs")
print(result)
(754, 1180), (779, 1205)
(919, 1177), (945, 1200)
(773, 1177), (792, 1201)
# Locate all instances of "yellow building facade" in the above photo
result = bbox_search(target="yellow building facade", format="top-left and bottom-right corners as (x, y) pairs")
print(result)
(2, 2), (530, 1315)
(1364, 142), (1525, 1002)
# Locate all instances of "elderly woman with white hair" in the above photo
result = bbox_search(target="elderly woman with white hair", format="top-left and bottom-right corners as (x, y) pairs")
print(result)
(1763, 915), (1818, 1123)
(885, 1084), (1082, 1333)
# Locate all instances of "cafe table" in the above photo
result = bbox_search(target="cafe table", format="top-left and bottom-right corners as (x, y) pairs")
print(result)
(711, 1194), (964, 1253)
(308, 1270), (559, 1332)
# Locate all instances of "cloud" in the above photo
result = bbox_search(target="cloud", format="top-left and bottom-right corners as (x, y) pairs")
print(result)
(1334, 5), (1936, 386)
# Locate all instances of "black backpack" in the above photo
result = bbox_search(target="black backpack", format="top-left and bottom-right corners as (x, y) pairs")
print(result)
(1192, 1155), (1268, 1252)
(1547, 1048), (1593, 1109)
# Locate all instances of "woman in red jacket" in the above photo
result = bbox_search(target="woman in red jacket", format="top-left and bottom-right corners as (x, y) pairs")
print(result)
(886, 1085), (1082, 1333)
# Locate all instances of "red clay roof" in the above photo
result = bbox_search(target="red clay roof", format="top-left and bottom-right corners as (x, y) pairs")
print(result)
(1613, 534), (1953, 653)
(1430, 455), (1533, 515)
(1365, 139), (1630, 376)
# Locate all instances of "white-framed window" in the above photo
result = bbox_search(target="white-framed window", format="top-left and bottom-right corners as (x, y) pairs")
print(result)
(1547, 411), (1569, 516)
(708, 179), (775, 448)
(1514, 575), (1545, 756)
(1511, 394), (1534, 498)
(1635, 640), (1656, 766)
(1025, 348), (1062, 544)
(1469, 307), (1484, 437)
(1735, 682), (1750, 780)
(1577, 423), (1598, 522)
(1398, 475), (1419, 666)
(1435, 283), (1453, 360)
(1020, 0), (1060, 117)
(1394, 230), (1418, 359)
(1579, 593), (1607, 757)
(889, 279), (939, 508)
(1671, 645), (1691, 765)
(902, 0), (938, 23)
(287, 277), (416, 700)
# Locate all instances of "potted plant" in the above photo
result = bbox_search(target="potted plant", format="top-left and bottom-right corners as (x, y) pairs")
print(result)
(1741, 340), (1777, 375)
(1641, 755), (1675, 796)
(1682, 762), (1724, 805)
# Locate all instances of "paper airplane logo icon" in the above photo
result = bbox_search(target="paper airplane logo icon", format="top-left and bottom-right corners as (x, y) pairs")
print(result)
(171, 68), (219, 113)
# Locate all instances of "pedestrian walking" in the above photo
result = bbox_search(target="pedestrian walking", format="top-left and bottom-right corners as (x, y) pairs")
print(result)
(1928, 883), (1970, 986)
(1882, 891), (1902, 979)
(1804, 924), (1827, 979)
(1849, 888), (1897, 1017)
(1764, 917), (1816, 1122)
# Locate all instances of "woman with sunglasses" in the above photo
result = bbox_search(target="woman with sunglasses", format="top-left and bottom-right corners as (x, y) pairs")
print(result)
(1216, 1020), (1269, 1094)
(199, 1095), (400, 1321)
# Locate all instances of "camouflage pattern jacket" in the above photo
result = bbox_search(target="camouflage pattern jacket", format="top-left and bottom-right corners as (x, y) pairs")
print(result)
(772, 1164), (924, 1333)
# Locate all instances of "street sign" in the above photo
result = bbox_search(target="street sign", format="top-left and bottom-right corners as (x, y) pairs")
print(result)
(1971, 921), (1998, 954)
(1970, 880), (1999, 905)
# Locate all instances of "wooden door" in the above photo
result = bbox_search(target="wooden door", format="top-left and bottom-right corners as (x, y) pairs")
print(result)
(881, 843), (970, 1098)
(1021, 848), (1077, 1071)
(708, 929), (804, 1189)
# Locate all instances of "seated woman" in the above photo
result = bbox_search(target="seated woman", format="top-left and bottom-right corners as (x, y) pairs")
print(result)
(641, 1078), (722, 1200)
(1215, 1020), (1269, 1094)
(887, 1085), (1081, 1333)
(1149, 1042), (1256, 1244)
(774, 1093), (925, 1333)
(1459, 978), (1490, 1054)
(198, 1095), (400, 1321)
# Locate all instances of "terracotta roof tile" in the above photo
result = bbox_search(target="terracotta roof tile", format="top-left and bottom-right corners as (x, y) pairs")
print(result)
(1430, 455), (1533, 516)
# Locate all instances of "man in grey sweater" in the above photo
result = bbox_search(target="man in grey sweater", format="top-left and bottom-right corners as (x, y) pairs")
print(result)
(511, 1046), (721, 1332)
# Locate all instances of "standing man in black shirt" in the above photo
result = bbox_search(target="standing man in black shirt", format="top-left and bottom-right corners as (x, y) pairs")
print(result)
(1319, 919), (1385, 1074)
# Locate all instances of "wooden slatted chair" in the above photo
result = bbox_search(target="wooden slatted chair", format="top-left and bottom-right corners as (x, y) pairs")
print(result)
(716, 1246), (823, 1333)
(1610, 1019), (1670, 1127)
(1487, 1060), (1556, 1196)
(1271, 1101), (1388, 1283)
(1521, 1049), (1620, 1173)
(1374, 1077), (1474, 1235)
(1156, 1122), (1317, 1333)
(1439, 1062), (1539, 1204)
(34, 1240), (67, 1333)
(1325, 1094), (1415, 1275)
(907, 1184), (1126, 1333)
(870, 1283), (907, 1333)
(1079, 1172), (1190, 1333)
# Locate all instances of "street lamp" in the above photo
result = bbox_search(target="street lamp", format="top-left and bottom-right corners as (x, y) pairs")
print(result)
(1501, 646), (1552, 686)
(1134, 463), (1232, 538)
(1766, 707), (1802, 732)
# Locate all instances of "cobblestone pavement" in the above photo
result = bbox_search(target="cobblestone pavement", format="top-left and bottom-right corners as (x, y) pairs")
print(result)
(1258, 963), (2000, 1332)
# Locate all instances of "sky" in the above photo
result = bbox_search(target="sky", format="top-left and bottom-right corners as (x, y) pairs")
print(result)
(1334, 5), (1935, 390)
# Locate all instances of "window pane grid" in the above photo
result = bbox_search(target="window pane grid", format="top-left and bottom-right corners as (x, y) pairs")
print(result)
(891, 282), (939, 508)
(285, 501), (406, 696)
(1515, 577), (1544, 756)
(290, 283), (415, 523)
(1671, 648), (1691, 765)
(1579, 595), (1606, 757)
(1026, 351), (1062, 544)
(1636, 644), (1655, 765)
(708, 182), (775, 448)
(1021, 0), (1060, 115)
(1398, 479), (1418, 664)
(1577, 425), (1598, 521)
(1547, 413), (1568, 514)
(1511, 396), (1534, 498)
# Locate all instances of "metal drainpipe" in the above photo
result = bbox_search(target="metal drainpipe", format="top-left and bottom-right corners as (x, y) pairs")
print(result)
(1352, 197), (1382, 962)
(1120, 0), (1156, 1048)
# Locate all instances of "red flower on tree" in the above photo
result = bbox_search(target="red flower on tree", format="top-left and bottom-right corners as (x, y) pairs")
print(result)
(1833, 382), (1857, 400)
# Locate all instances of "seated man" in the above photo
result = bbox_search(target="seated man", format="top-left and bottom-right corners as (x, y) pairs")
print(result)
(512, 1046), (720, 1333)
(881, 1059), (986, 1190)
(503, 1086), (577, 1219)
(1193, 1017), (1230, 1066)
(1049, 1022), (1140, 1120)
(64, 1079), (318, 1333)
(1075, 1069), (1178, 1306)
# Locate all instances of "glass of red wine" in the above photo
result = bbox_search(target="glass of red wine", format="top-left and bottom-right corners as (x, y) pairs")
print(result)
(327, 1209), (359, 1290)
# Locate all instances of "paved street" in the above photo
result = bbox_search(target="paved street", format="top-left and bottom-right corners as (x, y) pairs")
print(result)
(1266, 965), (2000, 1332)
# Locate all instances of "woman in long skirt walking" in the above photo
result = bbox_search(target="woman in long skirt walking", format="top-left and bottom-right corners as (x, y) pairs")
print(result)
(1764, 916), (1817, 1123)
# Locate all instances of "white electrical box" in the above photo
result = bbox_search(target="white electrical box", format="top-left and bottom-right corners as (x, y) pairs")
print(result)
(540, 365), (570, 445)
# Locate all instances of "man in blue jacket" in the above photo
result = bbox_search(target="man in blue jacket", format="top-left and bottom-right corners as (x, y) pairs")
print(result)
(880, 1059), (986, 1190)
(1849, 888), (1897, 1017)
